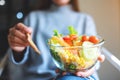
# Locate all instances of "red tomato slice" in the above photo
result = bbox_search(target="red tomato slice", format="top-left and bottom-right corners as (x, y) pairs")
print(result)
(89, 36), (99, 44)
(81, 35), (89, 42)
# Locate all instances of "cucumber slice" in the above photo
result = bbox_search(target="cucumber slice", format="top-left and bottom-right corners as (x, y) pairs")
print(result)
(68, 63), (76, 70)
(81, 41), (98, 60)
(82, 41), (94, 47)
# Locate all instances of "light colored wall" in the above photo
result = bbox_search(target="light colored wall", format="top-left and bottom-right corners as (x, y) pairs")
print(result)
(79, 0), (120, 80)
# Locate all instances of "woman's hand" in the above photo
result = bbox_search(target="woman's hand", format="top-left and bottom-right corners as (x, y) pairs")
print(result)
(76, 54), (105, 77)
(8, 23), (32, 53)
(56, 54), (105, 77)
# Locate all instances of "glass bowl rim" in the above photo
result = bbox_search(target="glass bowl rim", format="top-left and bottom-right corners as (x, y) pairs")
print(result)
(48, 36), (105, 48)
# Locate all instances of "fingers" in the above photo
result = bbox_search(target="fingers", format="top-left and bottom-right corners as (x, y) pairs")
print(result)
(55, 67), (95, 78)
(15, 23), (32, 34)
(75, 66), (95, 77)
(55, 68), (67, 75)
(55, 68), (60, 73)
(98, 54), (105, 62)
(9, 27), (28, 42)
(8, 23), (32, 52)
(8, 34), (29, 46)
(8, 23), (32, 42)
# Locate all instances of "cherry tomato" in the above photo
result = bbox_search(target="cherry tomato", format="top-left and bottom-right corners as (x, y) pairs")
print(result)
(89, 36), (99, 44)
(81, 35), (89, 42)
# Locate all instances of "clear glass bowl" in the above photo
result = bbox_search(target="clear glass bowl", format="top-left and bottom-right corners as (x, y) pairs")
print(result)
(48, 36), (104, 72)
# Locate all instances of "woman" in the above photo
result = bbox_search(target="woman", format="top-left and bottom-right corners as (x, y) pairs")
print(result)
(7, 0), (105, 80)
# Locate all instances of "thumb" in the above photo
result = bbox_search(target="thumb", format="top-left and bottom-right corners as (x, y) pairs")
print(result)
(98, 54), (105, 62)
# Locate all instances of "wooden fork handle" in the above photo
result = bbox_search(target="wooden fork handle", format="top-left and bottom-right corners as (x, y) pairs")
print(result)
(27, 33), (40, 54)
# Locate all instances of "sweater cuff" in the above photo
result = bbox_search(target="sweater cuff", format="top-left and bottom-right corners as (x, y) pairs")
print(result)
(10, 47), (29, 65)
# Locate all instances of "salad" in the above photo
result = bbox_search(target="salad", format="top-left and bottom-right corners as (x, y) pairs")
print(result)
(48, 26), (104, 72)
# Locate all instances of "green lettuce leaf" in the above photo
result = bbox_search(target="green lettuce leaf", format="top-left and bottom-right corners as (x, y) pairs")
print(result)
(68, 26), (77, 35)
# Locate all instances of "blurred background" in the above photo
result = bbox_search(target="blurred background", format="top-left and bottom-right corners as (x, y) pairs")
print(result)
(0, 0), (120, 80)
(80, 0), (120, 80)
